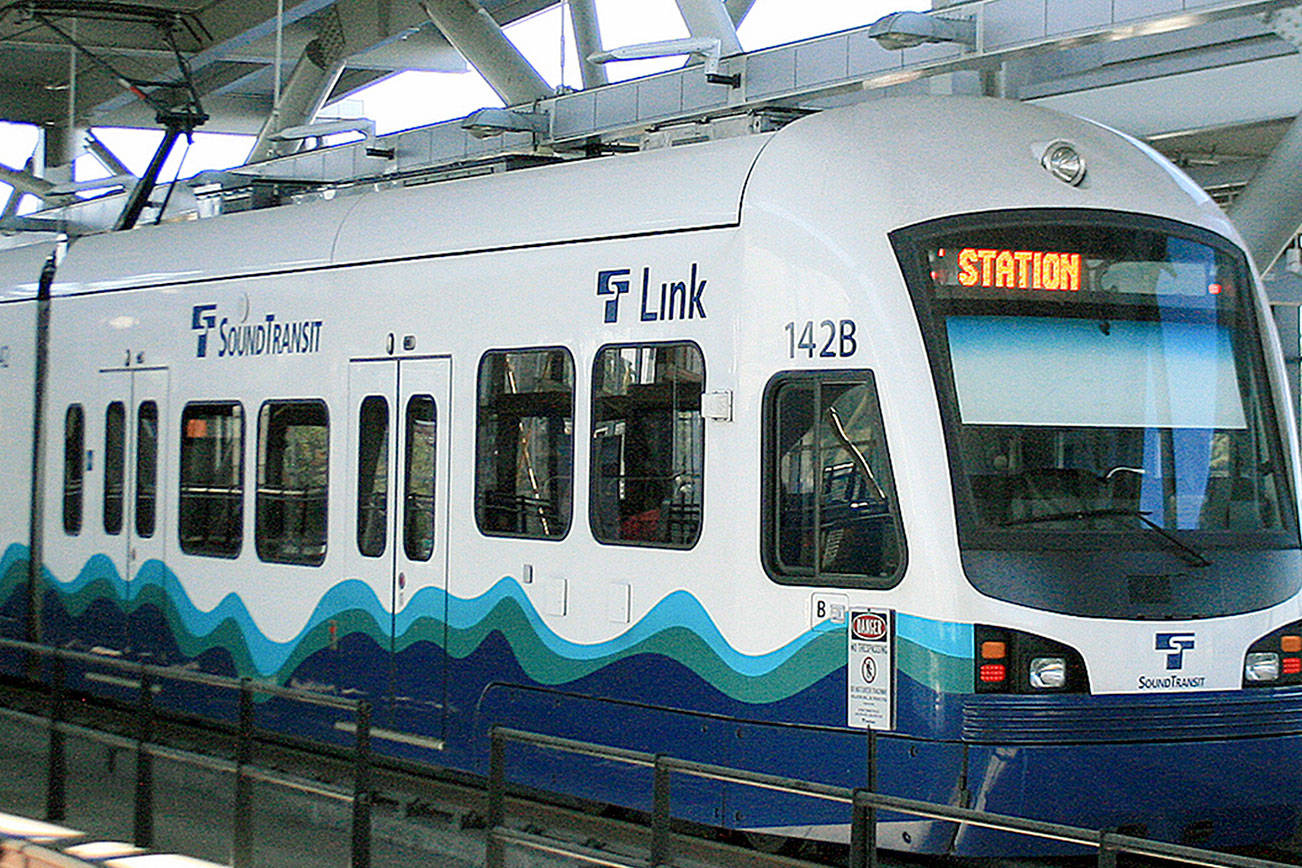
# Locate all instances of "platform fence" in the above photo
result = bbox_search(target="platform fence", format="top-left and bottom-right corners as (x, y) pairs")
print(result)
(0, 636), (373, 868)
(486, 725), (1299, 868)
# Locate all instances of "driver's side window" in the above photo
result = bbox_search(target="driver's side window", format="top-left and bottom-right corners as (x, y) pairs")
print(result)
(763, 371), (905, 587)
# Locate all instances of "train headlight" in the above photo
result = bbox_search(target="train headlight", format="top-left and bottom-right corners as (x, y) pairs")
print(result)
(974, 626), (1089, 694)
(1244, 652), (1280, 683)
(1029, 657), (1067, 689)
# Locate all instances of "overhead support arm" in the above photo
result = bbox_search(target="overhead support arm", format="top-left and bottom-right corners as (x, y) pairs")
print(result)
(568, 0), (607, 90)
(419, 0), (552, 106)
(674, 0), (743, 56)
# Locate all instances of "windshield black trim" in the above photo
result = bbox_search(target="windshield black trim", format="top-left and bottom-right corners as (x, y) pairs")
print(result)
(891, 209), (1301, 558)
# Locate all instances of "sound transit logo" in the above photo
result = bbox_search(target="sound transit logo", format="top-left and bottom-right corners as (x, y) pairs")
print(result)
(191, 303), (323, 360)
(1156, 632), (1196, 670)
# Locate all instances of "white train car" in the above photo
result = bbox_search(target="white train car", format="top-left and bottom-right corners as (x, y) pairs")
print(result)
(0, 96), (1299, 855)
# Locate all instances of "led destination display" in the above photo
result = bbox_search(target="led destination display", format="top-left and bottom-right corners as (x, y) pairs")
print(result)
(954, 247), (1081, 291)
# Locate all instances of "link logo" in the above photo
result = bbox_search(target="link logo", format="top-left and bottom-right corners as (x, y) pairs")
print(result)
(596, 264), (707, 324)
(1155, 632), (1196, 670)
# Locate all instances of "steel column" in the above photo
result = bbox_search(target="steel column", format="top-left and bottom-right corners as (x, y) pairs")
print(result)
(568, 0), (608, 90)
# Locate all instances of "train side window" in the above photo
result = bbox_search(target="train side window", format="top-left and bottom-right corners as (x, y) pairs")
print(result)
(103, 401), (125, 535)
(357, 395), (388, 558)
(475, 347), (574, 539)
(136, 401), (158, 538)
(63, 404), (84, 535)
(179, 402), (244, 558)
(256, 400), (329, 566)
(404, 395), (436, 560)
(590, 342), (704, 549)
(762, 371), (905, 587)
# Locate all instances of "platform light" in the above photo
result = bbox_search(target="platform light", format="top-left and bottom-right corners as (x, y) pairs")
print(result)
(461, 108), (550, 138)
(1029, 657), (1067, 689)
(1245, 651), (1281, 682)
(867, 12), (976, 51)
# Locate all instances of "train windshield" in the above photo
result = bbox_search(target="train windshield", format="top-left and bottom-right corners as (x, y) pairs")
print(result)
(895, 214), (1297, 569)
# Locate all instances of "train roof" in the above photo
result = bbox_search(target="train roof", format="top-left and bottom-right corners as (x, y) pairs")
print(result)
(0, 96), (1240, 301)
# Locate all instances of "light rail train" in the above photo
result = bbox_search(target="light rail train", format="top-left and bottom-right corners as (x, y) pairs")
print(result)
(0, 96), (1299, 855)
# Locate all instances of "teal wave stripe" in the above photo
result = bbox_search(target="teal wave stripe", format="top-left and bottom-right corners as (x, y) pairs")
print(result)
(7, 543), (977, 701)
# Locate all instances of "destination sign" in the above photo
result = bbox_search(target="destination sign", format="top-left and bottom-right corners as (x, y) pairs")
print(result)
(954, 247), (1082, 292)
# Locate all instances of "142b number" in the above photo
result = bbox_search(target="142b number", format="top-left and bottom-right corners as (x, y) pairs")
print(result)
(785, 319), (857, 359)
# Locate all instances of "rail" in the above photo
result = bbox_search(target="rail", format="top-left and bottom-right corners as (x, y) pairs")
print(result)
(486, 726), (1296, 868)
(0, 636), (374, 868)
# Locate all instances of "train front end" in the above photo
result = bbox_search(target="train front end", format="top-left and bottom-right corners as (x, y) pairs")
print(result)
(740, 97), (1302, 855)
(890, 211), (1302, 852)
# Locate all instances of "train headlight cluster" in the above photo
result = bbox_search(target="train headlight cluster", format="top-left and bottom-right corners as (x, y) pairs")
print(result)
(1243, 622), (1302, 686)
(975, 626), (1089, 694)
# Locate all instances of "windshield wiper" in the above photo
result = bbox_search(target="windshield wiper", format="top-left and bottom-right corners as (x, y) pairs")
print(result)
(1000, 508), (1212, 567)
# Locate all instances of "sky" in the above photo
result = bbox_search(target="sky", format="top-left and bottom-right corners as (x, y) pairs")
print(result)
(0, 0), (926, 212)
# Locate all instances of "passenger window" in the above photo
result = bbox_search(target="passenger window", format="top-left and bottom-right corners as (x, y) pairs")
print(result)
(104, 401), (125, 535)
(590, 342), (704, 548)
(356, 396), (388, 558)
(764, 371), (904, 586)
(179, 402), (244, 558)
(136, 401), (158, 538)
(475, 348), (574, 539)
(256, 400), (329, 566)
(63, 404), (84, 535)
(404, 395), (436, 560)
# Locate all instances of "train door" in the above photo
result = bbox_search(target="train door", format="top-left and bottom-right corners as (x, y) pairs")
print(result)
(347, 356), (451, 745)
(98, 367), (168, 657)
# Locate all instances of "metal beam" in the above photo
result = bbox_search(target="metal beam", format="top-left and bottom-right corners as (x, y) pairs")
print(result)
(84, 131), (133, 178)
(222, 0), (1302, 187)
(675, 0), (743, 56)
(568, 0), (608, 90)
(419, 0), (552, 106)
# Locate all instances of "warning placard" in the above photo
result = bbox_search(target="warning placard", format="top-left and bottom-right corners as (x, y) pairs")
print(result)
(847, 609), (894, 731)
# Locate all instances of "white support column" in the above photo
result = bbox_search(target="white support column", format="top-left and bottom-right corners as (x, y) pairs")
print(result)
(248, 7), (349, 163)
(1230, 114), (1302, 272)
(1228, 6), (1302, 271)
(674, 0), (743, 56)
(420, 0), (552, 106)
(568, 0), (608, 89)
(724, 0), (756, 27)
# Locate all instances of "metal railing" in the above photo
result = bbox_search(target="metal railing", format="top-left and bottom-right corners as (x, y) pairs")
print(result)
(0, 637), (374, 868)
(486, 726), (1297, 868)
